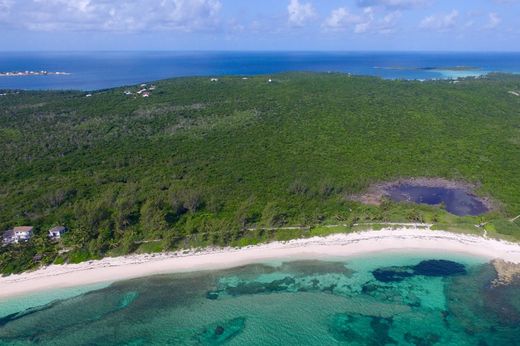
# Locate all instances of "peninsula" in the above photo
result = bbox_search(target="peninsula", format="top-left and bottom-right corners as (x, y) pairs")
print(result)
(0, 70), (70, 77)
(375, 65), (480, 71)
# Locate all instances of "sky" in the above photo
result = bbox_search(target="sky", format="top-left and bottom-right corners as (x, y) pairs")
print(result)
(0, 0), (519, 51)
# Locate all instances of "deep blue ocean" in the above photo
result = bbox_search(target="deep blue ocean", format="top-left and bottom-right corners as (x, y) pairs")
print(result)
(1, 51), (519, 90)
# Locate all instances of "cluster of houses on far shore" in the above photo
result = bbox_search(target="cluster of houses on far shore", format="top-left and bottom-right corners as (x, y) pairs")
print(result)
(124, 83), (156, 98)
(210, 77), (273, 83)
(2, 226), (68, 246)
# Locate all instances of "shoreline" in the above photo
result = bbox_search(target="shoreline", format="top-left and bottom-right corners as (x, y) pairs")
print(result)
(2, 227), (520, 300)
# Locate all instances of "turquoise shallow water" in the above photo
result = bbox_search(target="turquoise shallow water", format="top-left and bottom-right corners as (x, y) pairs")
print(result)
(1, 252), (519, 345)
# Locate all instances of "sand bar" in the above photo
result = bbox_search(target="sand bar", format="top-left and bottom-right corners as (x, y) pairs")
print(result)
(2, 227), (520, 300)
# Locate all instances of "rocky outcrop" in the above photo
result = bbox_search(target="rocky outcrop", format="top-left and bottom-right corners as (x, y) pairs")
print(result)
(491, 259), (520, 287)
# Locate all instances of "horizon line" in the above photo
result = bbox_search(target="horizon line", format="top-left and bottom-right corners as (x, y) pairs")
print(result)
(1, 49), (520, 54)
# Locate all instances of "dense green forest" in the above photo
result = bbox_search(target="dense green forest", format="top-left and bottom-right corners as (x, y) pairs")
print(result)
(1, 72), (520, 274)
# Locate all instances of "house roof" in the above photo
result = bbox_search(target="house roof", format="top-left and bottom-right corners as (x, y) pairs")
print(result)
(49, 226), (67, 233)
(13, 226), (33, 233)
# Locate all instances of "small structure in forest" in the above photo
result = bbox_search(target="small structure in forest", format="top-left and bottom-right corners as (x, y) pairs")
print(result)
(49, 226), (68, 240)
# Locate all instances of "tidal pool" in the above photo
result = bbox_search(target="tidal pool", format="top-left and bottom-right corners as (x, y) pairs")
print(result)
(386, 184), (489, 216)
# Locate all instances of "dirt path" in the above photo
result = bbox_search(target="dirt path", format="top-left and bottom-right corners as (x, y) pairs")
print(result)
(246, 222), (433, 232)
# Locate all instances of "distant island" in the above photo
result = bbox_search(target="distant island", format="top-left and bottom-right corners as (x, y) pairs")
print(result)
(419, 66), (480, 71)
(0, 70), (70, 77)
(375, 66), (480, 71)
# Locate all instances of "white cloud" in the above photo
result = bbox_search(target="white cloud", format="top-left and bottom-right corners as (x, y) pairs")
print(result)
(420, 10), (459, 31)
(0, 0), (13, 17)
(35, 0), (93, 13)
(162, 0), (222, 31)
(0, 0), (223, 32)
(323, 7), (362, 31)
(485, 12), (501, 29)
(323, 6), (400, 34)
(356, 0), (428, 9)
(354, 7), (374, 33)
(287, 0), (316, 26)
(379, 11), (402, 33)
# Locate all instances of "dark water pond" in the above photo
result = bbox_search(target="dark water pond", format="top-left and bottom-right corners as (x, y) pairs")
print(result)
(387, 184), (489, 216)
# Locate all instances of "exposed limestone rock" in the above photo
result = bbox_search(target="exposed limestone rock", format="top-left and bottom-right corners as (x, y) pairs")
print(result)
(491, 259), (520, 287)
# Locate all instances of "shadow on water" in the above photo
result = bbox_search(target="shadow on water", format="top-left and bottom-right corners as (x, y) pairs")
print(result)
(328, 314), (398, 345)
(445, 264), (520, 345)
(193, 317), (246, 345)
(0, 289), (140, 342)
(0, 260), (350, 344)
(387, 184), (489, 216)
(372, 260), (467, 283)
(205, 260), (352, 300)
(1, 259), (520, 345)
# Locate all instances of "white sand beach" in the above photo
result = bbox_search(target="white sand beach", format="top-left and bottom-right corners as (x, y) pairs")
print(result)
(2, 227), (520, 300)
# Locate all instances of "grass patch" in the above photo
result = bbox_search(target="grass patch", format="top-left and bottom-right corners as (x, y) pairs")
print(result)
(135, 241), (165, 254)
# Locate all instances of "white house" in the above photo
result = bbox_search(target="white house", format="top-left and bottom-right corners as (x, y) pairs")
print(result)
(210, 78), (219, 82)
(2, 226), (34, 245)
(13, 226), (33, 241)
(49, 226), (68, 240)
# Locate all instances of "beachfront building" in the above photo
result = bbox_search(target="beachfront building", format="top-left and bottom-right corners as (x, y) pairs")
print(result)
(2, 226), (34, 245)
(48, 226), (68, 240)
(13, 226), (34, 242)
